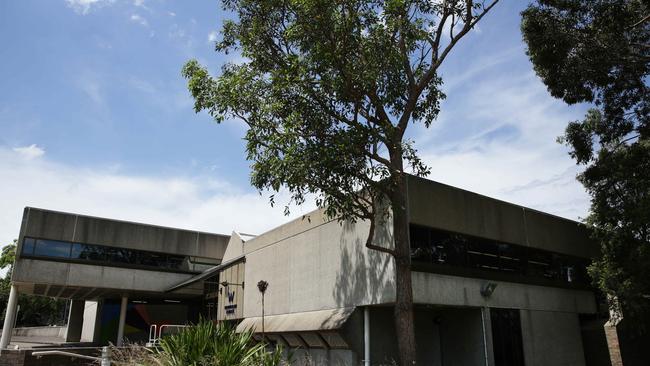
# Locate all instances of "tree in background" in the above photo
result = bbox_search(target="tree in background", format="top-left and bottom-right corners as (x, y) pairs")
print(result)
(522, 0), (650, 317)
(183, 0), (499, 363)
(0, 241), (67, 327)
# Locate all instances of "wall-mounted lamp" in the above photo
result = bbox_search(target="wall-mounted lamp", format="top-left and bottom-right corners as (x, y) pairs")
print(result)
(480, 282), (498, 298)
(220, 281), (244, 289)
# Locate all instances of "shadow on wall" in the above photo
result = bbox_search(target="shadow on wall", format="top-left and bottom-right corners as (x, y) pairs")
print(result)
(331, 219), (395, 309)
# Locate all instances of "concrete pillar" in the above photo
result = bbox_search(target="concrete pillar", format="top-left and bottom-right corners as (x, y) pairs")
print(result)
(65, 300), (85, 342)
(0, 284), (19, 350)
(116, 296), (128, 346)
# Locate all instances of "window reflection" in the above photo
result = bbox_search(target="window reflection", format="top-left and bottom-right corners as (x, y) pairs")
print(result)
(22, 237), (192, 273)
(410, 224), (589, 287)
(34, 239), (71, 258)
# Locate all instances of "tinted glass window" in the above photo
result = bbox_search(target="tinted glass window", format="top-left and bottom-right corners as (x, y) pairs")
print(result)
(34, 239), (71, 258)
(22, 236), (197, 273)
(21, 238), (35, 255)
(410, 224), (590, 287)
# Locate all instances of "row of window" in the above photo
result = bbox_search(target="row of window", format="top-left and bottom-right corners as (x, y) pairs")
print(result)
(21, 237), (196, 273)
(410, 225), (590, 286)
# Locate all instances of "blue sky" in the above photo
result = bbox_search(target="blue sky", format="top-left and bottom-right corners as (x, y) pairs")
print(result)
(0, 0), (591, 247)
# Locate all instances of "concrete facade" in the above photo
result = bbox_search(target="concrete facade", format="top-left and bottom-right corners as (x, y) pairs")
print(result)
(2, 177), (608, 365)
(211, 176), (602, 365)
(2, 207), (230, 348)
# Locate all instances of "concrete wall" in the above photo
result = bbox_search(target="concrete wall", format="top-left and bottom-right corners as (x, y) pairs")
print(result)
(239, 209), (395, 318)
(217, 260), (245, 320)
(237, 208), (595, 318)
(12, 207), (230, 298)
(407, 176), (598, 258)
(340, 306), (489, 366)
(10, 326), (67, 338)
(16, 207), (229, 260)
(413, 271), (596, 314)
(80, 301), (98, 342)
(439, 307), (489, 366)
(12, 259), (197, 297)
(520, 310), (586, 366)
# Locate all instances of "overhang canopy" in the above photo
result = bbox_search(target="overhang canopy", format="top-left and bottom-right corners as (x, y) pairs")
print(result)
(236, 307), (355, 333)
(164, 255), (245, 292)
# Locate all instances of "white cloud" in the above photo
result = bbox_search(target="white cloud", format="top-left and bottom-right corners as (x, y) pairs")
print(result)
(76, 71), (106, 109)
(12, 144), (45, 160)
(65, 0), (114, 15)
(168, 11), (176, 17)
(208, 31), (218, 43)
(133, 0), (145, 7)
(414, 59), (591, 221)
(0, 147), (314, 257)
(130, 14), (149, 27)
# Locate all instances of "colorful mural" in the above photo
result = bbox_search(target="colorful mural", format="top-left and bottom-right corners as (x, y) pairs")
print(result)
(99, 300), (196, 343)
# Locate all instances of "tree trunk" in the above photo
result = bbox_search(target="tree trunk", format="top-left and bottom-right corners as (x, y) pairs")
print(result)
(391, 171), (417, 365)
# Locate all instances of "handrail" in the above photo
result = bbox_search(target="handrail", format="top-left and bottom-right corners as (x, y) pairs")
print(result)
(158, 324), (188, 337)
(148, 324), (157, 343)
(32, 345), (111, 365)
(146, 324), (188, 347)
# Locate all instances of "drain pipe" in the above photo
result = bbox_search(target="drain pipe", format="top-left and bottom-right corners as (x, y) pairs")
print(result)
(480, 307), (490, 366)
(364, 307), (370, 366)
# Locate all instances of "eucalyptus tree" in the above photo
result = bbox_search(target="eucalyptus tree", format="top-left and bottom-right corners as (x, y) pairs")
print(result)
(522, 0), (650, 318)
(183, 1), (498, 363)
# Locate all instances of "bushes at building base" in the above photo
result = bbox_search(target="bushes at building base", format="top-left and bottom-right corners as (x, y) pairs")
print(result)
(109, 319), (286, 366)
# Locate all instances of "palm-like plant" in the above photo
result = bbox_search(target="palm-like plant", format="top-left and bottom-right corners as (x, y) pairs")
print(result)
(156, 318), (285, 366)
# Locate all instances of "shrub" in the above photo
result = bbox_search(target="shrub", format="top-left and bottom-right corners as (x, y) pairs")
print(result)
(156, 319), (286, 366)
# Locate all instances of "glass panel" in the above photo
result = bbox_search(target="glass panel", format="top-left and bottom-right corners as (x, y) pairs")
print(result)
(105, 247), (138, 264)
(22, 238), (36, 255)
(23, 237), (204, 273)
(410, 224), (591, 287)
(167, 255), (185, 270)
(139, 252), (168, 268)
(34, 239), (71, 258)
(77, 244), (107, 261)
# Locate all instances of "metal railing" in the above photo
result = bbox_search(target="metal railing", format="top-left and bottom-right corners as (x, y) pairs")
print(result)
(32, 345), (111, 365)
(146, 324), (189, 347)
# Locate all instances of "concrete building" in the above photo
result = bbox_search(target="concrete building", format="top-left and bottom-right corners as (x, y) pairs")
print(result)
(1, 176), (611, 365)
(1, 207), (229, 348)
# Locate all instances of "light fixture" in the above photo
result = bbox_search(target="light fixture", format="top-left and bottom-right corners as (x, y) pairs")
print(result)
(220, 281), (244, 288)
(480, 282), (497, 298)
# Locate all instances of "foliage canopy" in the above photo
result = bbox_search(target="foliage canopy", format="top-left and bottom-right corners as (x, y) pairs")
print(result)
(522, 0), (650, 315)
(184, 1), (498, 363)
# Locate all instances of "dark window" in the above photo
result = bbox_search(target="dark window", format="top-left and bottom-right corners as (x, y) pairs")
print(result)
(491, 308), (525, 366)
(410, 224), (590, 288)
(21, 238), (35, 255)
(34, 239), (71, 258)
(21, 237), (195, 273)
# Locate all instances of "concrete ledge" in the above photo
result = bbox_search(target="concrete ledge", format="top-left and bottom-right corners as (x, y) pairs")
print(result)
(11, 327), (66, 339)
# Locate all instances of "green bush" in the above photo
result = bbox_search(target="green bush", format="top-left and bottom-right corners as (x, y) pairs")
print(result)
(156, 319), (285, 366)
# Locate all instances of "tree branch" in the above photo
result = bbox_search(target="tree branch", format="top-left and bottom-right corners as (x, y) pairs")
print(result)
(365, 206), (397, 257)
(629, 14), (650, 29)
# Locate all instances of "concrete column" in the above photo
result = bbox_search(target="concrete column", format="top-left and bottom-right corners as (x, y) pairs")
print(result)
(116, 296), (128, 346)
(92, 300), (104, 343)
(0, 284), (19, 350)
(364, 307), (370, 366)
(65, 299), (85, 342)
